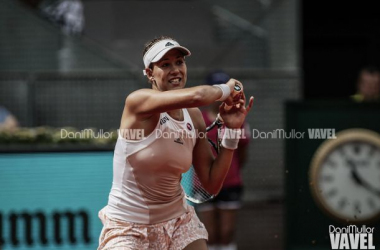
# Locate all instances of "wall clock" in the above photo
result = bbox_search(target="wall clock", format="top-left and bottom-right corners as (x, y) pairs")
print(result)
(309, 128), (380, 223)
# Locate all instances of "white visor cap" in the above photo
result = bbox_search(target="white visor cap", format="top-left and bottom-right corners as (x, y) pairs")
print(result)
(143, 39), (191, 75)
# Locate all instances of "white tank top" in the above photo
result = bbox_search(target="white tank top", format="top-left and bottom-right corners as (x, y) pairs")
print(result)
(106, 109), (196, 224)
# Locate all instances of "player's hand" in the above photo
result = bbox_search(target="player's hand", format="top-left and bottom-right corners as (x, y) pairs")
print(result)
(224, 79), (243, 106)
(220, 92), (254, 129)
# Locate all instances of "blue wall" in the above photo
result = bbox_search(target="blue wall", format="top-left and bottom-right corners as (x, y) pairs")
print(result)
(0, 152), (113, 250)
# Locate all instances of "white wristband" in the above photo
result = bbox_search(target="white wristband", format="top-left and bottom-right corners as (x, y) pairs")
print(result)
(214, 84), (231, 101)
(221, 128), (242, 150)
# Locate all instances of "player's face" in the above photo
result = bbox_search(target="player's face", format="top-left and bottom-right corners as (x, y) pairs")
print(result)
(151, 49), (187, 91)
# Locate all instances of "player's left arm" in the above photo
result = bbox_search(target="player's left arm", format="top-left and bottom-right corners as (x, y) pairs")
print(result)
(188, 108), (235, 195)
(189, 95), (253, 194)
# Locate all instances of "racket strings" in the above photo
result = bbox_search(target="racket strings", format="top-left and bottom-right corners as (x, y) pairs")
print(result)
(181, 114), (224, 204)
(181, 166), (214, 204)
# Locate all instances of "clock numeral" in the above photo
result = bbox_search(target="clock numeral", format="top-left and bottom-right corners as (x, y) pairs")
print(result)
(338, 197), (348, 210)
(353, 144), (361, 155)
(354, 202), (361, 212)
(338, 147), (346, 157)
(320, 175), (334, 182)
(353, 201), (362, 219)
(368, 144), (376, 157)
(325, 188), (338, 199)
(367, 198), (376, 210)
(325, 159), (337, 169)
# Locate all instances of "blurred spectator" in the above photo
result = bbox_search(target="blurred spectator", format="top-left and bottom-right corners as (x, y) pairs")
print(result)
(0, 106), (19, 131)
(40, 0), (84, 35)
(197, 71), (251, 250)
(40, 0), (85, 71)
(351, 66), (380, 102)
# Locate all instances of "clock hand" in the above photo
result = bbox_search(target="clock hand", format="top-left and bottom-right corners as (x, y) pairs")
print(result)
(347, 159), (380, 198)
(347, 159), (363, 185)
(350, 169), (363, 186)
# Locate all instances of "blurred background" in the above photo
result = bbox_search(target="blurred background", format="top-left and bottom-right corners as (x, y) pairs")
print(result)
(1, 0), (380, 249)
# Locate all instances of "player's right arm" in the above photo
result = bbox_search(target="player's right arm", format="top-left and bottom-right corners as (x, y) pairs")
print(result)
(125, 79), (242, 119)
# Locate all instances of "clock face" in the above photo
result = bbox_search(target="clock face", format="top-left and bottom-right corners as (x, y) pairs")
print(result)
(310, 129), (380, 223)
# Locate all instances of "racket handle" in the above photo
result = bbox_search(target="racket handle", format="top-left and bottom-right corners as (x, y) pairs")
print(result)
(224, 82), (243, 110)
(217, 113), (224, 122)
(232, 82), (243, 98)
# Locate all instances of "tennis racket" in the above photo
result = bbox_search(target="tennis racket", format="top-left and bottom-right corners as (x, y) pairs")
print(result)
(181, 114), (224, 204)
(181, 82), (243, 204)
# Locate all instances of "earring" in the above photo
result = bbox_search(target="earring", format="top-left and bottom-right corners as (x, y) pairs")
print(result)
(150, 77), (157, 86)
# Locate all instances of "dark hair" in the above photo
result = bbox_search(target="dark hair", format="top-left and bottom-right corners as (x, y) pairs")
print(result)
(143, 36), (177, 69)
(360, 65), (380, 75)
(205, 70), (230, 85)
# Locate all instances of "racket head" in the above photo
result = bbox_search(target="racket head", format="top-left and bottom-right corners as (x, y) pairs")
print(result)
(181, 166), (215, 204)
(181, 114), (224, 204)
(207, 113), (224, 153)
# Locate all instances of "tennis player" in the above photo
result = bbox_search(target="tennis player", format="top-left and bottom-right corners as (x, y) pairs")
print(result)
(98, 36), (254, 250)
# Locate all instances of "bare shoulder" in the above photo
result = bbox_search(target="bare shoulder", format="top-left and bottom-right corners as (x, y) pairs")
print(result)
(126, 88), (155, 102)
(125, 88), (156, 109)
(187, 107), (206, 130)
